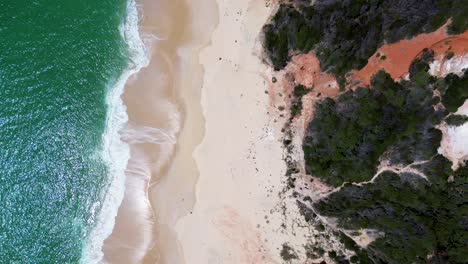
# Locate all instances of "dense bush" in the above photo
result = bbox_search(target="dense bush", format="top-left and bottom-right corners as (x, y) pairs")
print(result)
(302, 50), (467, 186)
(302, 52), (467, 262)
(290, 85), (309, 118)
(302, 65), (447, 186)
(315, 156), (468, 263)
(262, 2), (468, 262)
(445, 114), (468, 126)
(439, 69), (468, 112)
(262, 0), (467, 84)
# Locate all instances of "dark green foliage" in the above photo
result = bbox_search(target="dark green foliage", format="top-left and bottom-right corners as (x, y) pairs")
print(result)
(440, 70), (468, 112)
(408, 49), (437, 88)
(280, 244), (298, 261)
(340, 232), (359, 252)
(297, 200), (316, 223)
(290, 85), (310, 118)
(317, 223), (325, 231)
(301, 53), (467, 262)
(302, 54), (468, 263)
(293, 84), (309, 97)
(303, 67), (444, 186)
(303, 87), (390, 186)
(262, 2), (468, 262)
(262, 5), (319, 70)
(445, 51), (455, 60)
(409, 49), (434, 79)
(445, 0), (468, 34)
(315, 156), (468, 263)
(264, 23), (290, 70)
(262, 0), (468, 80)
(445, 114), (468, 126)
(303, 49), (467, 186)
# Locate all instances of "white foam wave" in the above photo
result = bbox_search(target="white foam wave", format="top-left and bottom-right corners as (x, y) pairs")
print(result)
(102, 102), (181, 263)
(115, 149), (155, 264)
(121, 126), (176, 145)
(80, 1), (149, 263)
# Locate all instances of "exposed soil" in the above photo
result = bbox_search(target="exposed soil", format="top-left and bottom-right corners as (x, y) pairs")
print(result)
(348, 23), (468, 87)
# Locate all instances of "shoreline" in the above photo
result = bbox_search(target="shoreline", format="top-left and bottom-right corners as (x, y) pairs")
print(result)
(83, 0), (149, 263)
(102, 0), (218, 263)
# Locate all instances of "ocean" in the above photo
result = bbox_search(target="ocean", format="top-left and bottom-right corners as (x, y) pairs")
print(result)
(0, 0), (146, 262)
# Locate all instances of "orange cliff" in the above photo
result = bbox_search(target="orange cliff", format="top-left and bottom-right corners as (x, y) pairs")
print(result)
(264, 22), (468, 129)
(348, 23), (468, 87)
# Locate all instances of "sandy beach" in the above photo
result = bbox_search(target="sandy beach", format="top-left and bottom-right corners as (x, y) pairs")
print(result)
(102, 0), (193, 262)
(102, 0), (219, 262)
(102, 0), (299, 263)
(175, 0), (288, 262)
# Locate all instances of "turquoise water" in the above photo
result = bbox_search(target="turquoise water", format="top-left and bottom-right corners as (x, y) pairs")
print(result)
(0, 0), (131, 262)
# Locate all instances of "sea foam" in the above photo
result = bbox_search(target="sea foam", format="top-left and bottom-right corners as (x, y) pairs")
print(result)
(80, 0), (149, 263)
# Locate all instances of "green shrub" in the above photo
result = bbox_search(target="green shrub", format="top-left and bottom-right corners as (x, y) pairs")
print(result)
(262, 0), (467, 79)
(445, 114), (468, 126)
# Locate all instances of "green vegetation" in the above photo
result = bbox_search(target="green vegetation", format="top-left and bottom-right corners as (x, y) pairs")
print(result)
(338, 231), (371, 262)
(445, 51), (455, 60)
(315, 156), (468, 263)
(445, 114), (468, 126)
(261, 1), (468, 262)
(290, 85), (310, 118)
(280, 244), (298, 261)
(262, 0), (468, 84)
(303, 69), (445, 186)
(445, 0), (468, 34)
(439, 70), (468, 112)
(303, 51), (467, 187)
(300, 52), (468, 262)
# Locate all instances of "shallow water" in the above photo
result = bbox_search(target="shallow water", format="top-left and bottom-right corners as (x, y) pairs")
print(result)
(0, 0), (132, 262)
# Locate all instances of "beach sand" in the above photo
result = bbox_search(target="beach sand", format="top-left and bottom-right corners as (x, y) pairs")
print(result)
(141, 0), (219, 263)
(102, 0), (191, 262)
(103, 0), (218, 263)
(174, 0), (294, 263)
(104, 0), (311, 263)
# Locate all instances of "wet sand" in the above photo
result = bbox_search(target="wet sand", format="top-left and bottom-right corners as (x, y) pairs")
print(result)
(142, 0), (218, 263)
(102, 0), (216, 263)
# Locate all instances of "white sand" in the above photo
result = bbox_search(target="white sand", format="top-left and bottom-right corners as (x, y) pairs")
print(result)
(438, 100), (468, 170)
(429, 54), (468, 77)
(174, 0), (291, 263)
(144, 0), (219, 262)
(430, 56), (468, 170)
